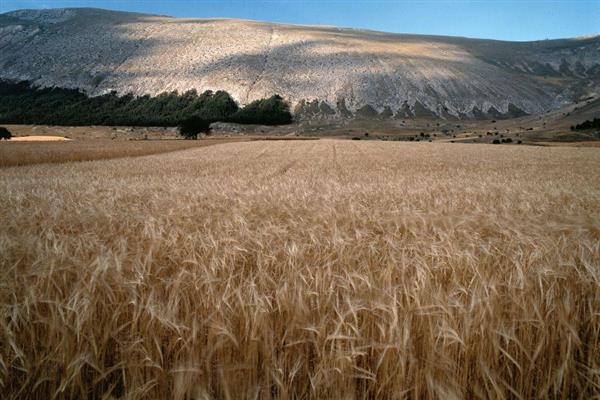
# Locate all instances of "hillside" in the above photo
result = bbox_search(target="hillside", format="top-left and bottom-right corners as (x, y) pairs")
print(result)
(1, 8), (599, 119)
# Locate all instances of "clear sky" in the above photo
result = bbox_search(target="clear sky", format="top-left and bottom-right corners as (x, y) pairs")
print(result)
(1, 0), (598, 41)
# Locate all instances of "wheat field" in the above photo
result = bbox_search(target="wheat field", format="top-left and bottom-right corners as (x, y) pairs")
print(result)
(0, 138), (244, 167)
(1, 140), (599, 399)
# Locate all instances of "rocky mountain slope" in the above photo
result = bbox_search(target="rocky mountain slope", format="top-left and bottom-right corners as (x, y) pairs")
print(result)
(1, 8), (599, 119)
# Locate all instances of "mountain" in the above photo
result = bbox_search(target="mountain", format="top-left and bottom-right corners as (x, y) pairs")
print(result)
(1, 8), (599, 119)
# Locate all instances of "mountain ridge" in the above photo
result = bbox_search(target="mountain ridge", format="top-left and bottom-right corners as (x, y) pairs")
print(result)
(6, 7), (598, 43)
(1, 7), (599, 119)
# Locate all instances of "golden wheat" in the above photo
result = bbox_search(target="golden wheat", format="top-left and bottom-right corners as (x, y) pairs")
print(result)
(0, 138), (244, 167)
(1, 140), (599, 399)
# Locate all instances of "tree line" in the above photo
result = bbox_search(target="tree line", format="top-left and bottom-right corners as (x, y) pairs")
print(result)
(0, 80), (292, 127)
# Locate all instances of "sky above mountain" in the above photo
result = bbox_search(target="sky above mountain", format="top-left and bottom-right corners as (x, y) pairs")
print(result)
(1, 0), (598, 41)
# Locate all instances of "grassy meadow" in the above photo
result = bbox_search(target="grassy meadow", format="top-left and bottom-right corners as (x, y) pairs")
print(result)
(1, 139), (599, 399)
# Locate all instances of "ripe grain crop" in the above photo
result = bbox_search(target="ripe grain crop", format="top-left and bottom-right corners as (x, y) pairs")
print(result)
(1, 140), (599, 399)
(0, 138), (245, 167)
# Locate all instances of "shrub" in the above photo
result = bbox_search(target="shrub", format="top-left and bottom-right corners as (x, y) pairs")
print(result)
(572, 118), (600, 131)
(0, 126), (11, 140)
(178, 116), (210, 139)
(493, 139), (501, 144)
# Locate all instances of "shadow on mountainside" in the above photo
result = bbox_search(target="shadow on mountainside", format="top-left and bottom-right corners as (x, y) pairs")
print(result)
(1, 8), (598, 116)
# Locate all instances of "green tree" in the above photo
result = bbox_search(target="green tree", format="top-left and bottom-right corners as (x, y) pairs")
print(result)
(232, 95), (292, 125)
(0, 80), (292, 127)
(178, 116), (210, 139)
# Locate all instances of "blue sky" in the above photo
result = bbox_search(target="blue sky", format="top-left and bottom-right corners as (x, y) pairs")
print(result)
(1, 0), (598, 41)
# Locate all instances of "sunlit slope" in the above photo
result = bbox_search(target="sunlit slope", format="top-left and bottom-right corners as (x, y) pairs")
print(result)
(1, 8), (599, 118)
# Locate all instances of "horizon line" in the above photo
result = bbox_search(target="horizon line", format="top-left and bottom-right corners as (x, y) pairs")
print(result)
(1, 6), (599, 43)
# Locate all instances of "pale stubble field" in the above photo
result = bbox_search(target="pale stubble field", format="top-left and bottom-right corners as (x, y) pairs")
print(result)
(1, 140), (599, 399)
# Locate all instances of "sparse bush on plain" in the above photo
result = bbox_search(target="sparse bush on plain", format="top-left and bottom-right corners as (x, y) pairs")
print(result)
(571, 118), (600, 131)
(0, 126), (11, 140)
(178, 116), (211, 139)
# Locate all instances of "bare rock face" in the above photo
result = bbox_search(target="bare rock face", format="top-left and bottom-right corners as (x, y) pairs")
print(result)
(1, 8), (599, 119)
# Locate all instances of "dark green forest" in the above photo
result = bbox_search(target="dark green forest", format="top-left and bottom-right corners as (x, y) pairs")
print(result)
(0, 80), (292, 126)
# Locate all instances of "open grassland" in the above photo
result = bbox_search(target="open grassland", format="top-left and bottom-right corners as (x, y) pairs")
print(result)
(1, 140), (599, 399)
(0, 138), (245, 167)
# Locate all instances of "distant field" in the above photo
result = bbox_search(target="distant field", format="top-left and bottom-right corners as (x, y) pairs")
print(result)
(1, 140), (599, 399)
(0, 138), (245, 167)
